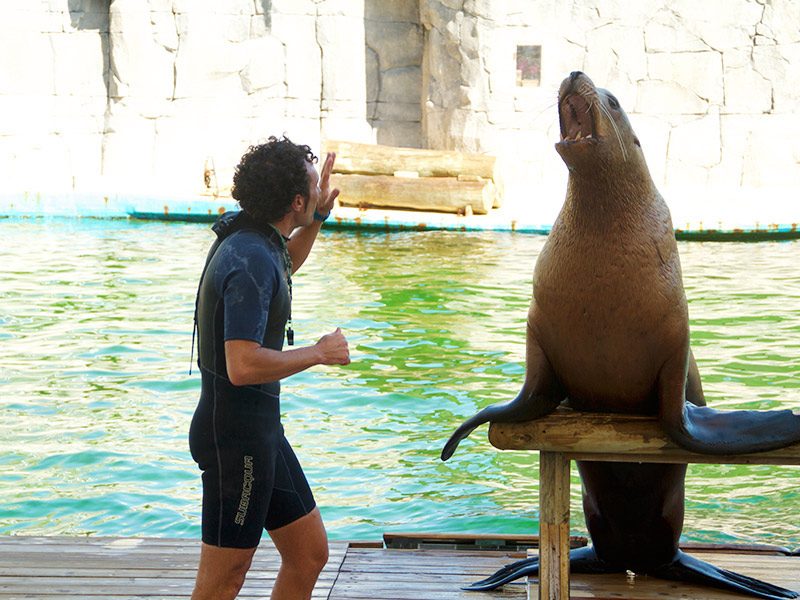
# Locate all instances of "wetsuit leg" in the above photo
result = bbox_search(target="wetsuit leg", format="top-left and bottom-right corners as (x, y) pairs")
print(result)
(190, 370), (282, 548)
(265, 434), (317, 531)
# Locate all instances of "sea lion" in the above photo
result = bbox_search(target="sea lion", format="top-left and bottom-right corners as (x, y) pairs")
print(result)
(441, 71), (800, 599)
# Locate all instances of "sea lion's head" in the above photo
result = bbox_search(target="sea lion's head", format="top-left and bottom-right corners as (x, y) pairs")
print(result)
(555, 71), (648, 181)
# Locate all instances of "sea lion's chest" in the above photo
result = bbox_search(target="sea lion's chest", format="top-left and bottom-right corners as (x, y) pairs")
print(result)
(531, 215), (687, 408)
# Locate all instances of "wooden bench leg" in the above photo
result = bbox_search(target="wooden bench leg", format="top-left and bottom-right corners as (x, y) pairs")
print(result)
(538, 451), (570, 600)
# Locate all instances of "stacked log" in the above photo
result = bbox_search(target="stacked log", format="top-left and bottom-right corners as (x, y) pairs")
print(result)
(324, 140), (501, 215)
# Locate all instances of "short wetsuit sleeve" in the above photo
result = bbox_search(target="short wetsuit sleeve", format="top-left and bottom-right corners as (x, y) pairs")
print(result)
(215, 238), (278, 344)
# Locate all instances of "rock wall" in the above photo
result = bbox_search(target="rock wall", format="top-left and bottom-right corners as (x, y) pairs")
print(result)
(365, 0), (423, 148)
(0, 0), (109, 192)
(420, 0), (800, 209)
(1, 0), (799, 208)
(0, 0), (373, 194)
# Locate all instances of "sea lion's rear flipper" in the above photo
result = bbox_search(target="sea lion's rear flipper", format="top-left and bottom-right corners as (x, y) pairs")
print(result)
(465, 550), (798, 599)
(441, 328), (564, 461)
(659, 349), (800, 454)
(652, 551), (798, 600)
(462, 546), (617, 591)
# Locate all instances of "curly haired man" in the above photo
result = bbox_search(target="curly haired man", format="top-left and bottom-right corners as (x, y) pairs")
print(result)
(189, 136), (350, 599)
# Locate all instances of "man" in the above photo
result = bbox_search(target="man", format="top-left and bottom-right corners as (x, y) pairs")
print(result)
(189, 136), (350, 599)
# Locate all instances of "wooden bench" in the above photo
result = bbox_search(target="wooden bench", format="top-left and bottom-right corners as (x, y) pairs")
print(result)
(488, 408), (800, 600)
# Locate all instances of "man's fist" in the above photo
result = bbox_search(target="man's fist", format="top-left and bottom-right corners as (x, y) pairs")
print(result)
(315, 327), (350, 365)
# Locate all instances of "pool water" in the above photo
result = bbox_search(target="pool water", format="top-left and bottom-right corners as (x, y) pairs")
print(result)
(0, 219), (798, 548)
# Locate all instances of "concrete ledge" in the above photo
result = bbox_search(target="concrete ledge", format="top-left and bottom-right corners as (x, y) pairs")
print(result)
(3, 189), (800, 241)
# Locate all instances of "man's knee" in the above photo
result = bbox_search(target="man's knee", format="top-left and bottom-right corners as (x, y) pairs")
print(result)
(309, 541), (329, 573)
(193, 544), (255, 600)
(293, 544), (328, 575)
(215, 558), (252, 598)
(233, 557), (252, 582)
(284, 541), (328, 576)
(213, 576), (245, 599)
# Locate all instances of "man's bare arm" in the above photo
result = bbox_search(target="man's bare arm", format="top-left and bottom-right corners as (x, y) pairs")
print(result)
(287, 151), (339, 273)
(287, 220), (323, 273)
(225, 328), (350, 386)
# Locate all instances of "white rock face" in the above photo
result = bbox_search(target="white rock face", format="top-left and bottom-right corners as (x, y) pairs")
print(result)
(1, 0), (799, 212)
(366, 0), (423, 147)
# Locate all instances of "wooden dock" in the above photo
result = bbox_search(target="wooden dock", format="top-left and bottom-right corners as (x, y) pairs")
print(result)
(0, 536), (797, 599)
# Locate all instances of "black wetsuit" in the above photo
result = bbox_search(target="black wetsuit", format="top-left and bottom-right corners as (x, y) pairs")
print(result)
(189, 211), (315, 548)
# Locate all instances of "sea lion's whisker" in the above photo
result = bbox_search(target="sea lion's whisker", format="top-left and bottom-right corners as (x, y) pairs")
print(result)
(596, 99), (627, 162)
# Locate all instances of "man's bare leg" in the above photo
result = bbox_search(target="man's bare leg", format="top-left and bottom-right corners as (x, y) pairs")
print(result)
(191, 543), (257, 600)
(268, 508), (329, 600)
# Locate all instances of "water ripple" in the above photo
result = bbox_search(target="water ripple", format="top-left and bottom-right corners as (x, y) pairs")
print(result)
(0, 222), (798, 547)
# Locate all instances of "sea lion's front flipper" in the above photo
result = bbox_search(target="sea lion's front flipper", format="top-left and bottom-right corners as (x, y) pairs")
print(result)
(462, 546), (617, 591)
(652, 551), (798, 600)
(679, 403), (800, 454)
(441, 327), (564, 461)
(439, 386), (562, 461)
(658, 348), (800, 454)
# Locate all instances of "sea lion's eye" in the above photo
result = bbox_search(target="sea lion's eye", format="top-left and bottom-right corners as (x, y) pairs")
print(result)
(607, 95), (620, 110)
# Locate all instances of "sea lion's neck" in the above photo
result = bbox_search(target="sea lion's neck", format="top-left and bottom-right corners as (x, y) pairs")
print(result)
(563, 169), (659, 229)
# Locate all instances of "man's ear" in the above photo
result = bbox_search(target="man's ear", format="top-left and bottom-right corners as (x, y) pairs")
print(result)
(292, 194), (306, 213)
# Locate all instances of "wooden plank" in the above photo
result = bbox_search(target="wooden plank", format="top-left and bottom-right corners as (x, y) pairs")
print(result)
(324, 140), (496, 180)
(331, 547), (526, 599)
(332, 173), (495, 215)
(538, 452), (570, 600)
(488, 408), (800, 464)
(0, 537), (797, 599)
(0, 537), (345, 599)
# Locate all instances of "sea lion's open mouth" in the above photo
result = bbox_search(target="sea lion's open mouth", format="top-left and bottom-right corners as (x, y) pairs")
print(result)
(559, 93), (596, 144)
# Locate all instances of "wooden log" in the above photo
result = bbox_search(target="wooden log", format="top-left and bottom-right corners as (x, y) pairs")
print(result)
(538, 452), (571, 600)
(332, 173), (495, 215)
(324, 140), (496, 179)
(488, 408), (800, 465)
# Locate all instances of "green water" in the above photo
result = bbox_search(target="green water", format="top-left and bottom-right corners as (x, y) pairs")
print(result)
(0, 219), (798, 548)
